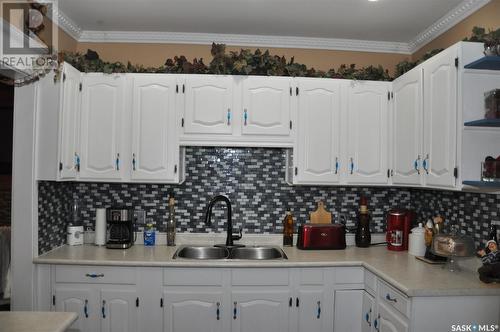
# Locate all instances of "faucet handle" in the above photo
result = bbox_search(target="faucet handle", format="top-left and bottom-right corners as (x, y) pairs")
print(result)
(232, 227), (243, 241)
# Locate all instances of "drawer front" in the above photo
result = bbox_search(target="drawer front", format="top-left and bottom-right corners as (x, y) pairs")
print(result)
(299, 268), (324, 285)
(232, 268), (289, 286)
(364, 269), (377, 296)
(55, 265), (136, 284)
(378, 280), (410, 318)
(163, 268), (223, 286)
(335, 267), (364, 284)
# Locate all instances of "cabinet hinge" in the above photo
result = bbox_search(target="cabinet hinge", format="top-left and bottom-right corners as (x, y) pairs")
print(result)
(62, 73), (66, 82)
(52, 295), (55, 306)
(289, 87), (292, 96)
(387, 91), (390, 100)
(454, 167), (458, 178)
(294, 167), (298, 176)
(79, 83), (82, 91)
(181, 118), (184, 127)
(391, 92), (393, 99)
(174, 165), (178, 174)
(182, 84), (185, 93)
(296, 87), (299, 96)
(176, 84), (179, 93)
(455, 57), (459, 68)
(160, 298), (164, 308)
(59, 162), (63, 171)
(136, 297), (139, 307)
(289, 121), (292, 130)
(387, 169), (390, 178)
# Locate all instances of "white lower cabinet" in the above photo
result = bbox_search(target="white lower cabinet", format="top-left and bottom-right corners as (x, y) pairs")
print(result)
(296, 288), (329, 332)
(54, 286), (98, 332)
(375, 302), (409, 332)
(333, 290), (364, 332)
(100, 287), (139, 332)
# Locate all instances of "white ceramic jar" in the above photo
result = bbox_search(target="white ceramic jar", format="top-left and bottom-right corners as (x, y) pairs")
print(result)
(408, 223), (426, 256)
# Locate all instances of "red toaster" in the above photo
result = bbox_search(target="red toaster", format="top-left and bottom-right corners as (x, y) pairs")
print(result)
(297, 224), (346, 250)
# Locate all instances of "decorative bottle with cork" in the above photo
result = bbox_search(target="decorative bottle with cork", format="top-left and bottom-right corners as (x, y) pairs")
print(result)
(166, 194), (176, 246)
(355, 195), (371, 248)
(283, 212), (294, 246)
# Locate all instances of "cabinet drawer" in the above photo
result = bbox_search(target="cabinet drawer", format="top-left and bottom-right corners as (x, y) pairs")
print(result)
(55, 265), (136, 284)
(163, 268), (223, 286)
(335, 267), (364, 284)
(364, 269), (377, 296)
(378, 280), (410, 318)
(232, 268), (289, 286)
(299, 268), (324, 285)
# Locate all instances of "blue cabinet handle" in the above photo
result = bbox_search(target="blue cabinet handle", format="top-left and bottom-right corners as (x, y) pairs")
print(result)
(414, 155), (420, 174)
(85, 273), (104, 278)
(132, 153), (136, 171)
(227, 109), (231, 125)
(423, 154), (429, 174)
(84, 299), (88, 318)
(316, 301), (321, 319)
(374, 314), (380, 331)
(102, 300), (106, 319)
(216, 302), (220, 320)
(349, 158), (354, 175)
(233, 301), (237, 320)
(116, 153), (120, 171)
(244, 109), (248, 126)
(386, 293), (397, 303)
(365, 308), (372, 326)
(75, 153), (80, 172)
(335, 157), (339, 174)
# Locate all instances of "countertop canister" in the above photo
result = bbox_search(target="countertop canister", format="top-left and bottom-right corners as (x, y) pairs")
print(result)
(408, 223), (426, 256)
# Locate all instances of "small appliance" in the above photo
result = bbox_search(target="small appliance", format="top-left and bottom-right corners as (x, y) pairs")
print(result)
(386, 209), (414, 251)
(106, 208), (134, 249)
(297, 224), (346, 250)
(67, 225), (84, 246)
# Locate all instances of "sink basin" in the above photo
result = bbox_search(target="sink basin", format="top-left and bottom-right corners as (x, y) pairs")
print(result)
(230, 246), (287, 260)
(173, 246), (229, 260)
(172, 246), (287, 260)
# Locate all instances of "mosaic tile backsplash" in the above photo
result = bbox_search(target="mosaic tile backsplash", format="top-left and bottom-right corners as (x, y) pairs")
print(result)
(38, 147), (500, 254)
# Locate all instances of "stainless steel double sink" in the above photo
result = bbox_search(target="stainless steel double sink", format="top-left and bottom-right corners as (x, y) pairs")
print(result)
(173, 245), (288, 260)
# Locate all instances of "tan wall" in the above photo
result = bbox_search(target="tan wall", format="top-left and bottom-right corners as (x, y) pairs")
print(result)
(76, 42), (408, 76)
(58, 28), (78, 52)
(412, 0), (500, 59)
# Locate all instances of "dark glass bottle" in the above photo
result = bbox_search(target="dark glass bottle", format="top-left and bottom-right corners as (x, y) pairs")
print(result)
(283, 212), (294, 246)
(355, 196), (371, 248)
(488, 224), (498, 243)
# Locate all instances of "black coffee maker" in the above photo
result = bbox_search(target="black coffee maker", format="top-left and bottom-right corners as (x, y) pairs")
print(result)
(106, 208), (134, 249)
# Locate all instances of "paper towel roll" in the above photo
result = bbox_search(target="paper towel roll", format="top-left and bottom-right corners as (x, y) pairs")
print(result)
(95, 208), (107, 246)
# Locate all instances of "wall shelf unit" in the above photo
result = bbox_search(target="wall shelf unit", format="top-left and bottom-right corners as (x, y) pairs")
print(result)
(464, 56), (500, 70)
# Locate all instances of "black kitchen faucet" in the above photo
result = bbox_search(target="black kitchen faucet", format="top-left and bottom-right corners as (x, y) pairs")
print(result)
(204, 195), (243, 247)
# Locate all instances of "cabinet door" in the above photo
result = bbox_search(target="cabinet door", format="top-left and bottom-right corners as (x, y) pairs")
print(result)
(422, 47), (458, 188)
(55, 286), (98, 332)
(392, 69), (423, 186)
(100, 287), (138, 332)
(295, 79), (341, 184)
(375, 302), (409, 332)
(131, 75), (179, 182)
(231, 290), (290, 332)
(333, 290), (363, 332)
(297, 288), (330, 332)
(241, 76), (291, 136)
(183, 75), (233, 135)
(163, 289), (225, 332)
(58, 63), (81, 180)
(362, 291), (375, 332)
(80, 74), (125, 180)
(346, 82), (389, 184)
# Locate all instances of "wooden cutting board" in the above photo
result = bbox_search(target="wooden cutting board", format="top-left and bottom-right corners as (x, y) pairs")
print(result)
(309, 201), (332, 224)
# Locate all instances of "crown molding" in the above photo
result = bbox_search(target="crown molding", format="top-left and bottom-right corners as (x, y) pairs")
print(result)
(56, 9), (82, 41)
(408, 0), (491, 53)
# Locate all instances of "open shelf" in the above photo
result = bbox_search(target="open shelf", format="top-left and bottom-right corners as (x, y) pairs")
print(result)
(462, 180), (500, 188)
(464, 119), (500, 127)
(464, 56), (500, 70)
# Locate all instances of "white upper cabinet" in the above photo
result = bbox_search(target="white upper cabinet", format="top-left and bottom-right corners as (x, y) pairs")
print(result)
(241, 76), (291, 136)
(182, 75), (234, 135)
(422, 46), (458, 188)
(392, 68), (423, 186)
(345, 81), (390, 184)
(79, 74), (125, 181)
(294, 78), (341, 184)
(130, 75), (179, 182)
(58, 63), (81, 180)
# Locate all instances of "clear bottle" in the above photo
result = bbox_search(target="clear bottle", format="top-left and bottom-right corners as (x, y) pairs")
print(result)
(355, 195), (371, 248)
(166, 195), (176, 246)
(283, 212), (294, 246)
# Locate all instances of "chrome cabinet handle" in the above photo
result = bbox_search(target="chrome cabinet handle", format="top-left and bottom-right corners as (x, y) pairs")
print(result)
(244, 109), (248, 126)
(414, 155), (420, 174)
(227, 109), (231, 125)
(85, 273), (104, 278)
(84, 299), (88, 318)
(216, 302), (220, 320)
(316, 301), (321, 319)
(116, 153), (120, 171)
(335, 157), (339, 174)
(423, 154), (429, 174)
(132, 153), (136, 171)
(349, 157), (354, 175)
(386, 293), (398, 303)
(233, 301), (237, 320)
(101, 300), (106, 319)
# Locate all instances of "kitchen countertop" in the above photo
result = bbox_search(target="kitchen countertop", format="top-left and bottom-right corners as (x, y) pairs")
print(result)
(0, 312), (77, 332)
(34, 244), (500, 297)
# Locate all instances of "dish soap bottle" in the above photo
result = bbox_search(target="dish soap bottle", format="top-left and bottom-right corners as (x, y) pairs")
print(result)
(283, 212), (294, 246)
(355, 195), (371, 248)
(166, 194), (176, 246)
(144, 221), (155, 246)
